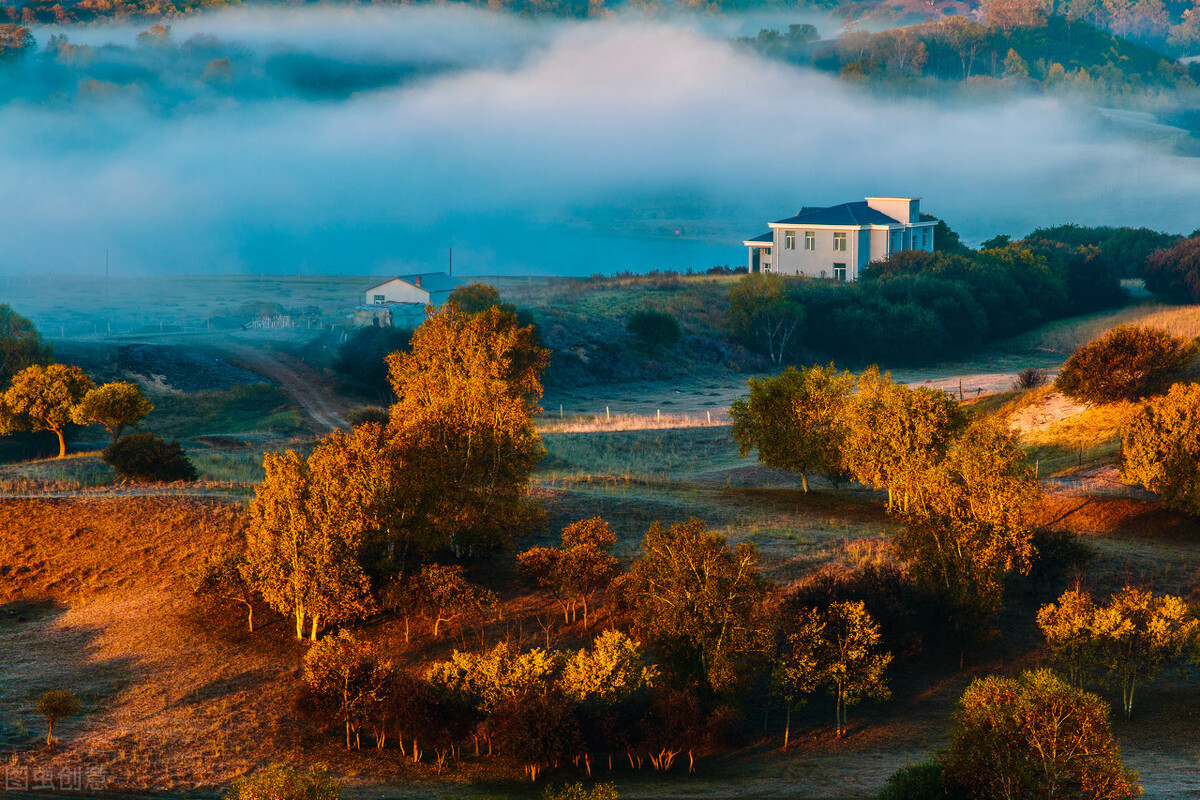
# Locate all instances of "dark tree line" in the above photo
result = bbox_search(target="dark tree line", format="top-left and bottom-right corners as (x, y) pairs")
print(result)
(729, 228), (1134, 366)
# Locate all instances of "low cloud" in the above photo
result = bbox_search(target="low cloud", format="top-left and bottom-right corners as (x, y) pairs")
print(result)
(1, 7), (1198, 276)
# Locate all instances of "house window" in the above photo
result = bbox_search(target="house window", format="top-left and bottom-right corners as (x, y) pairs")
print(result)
(373, 294), (386, 304)
(833, 232), (847, 252)
(833, 263), (847, 281)
(785, 231), (796, 250)
(804, 231), (816, 250)
(922, 230), (929, 248)
(765, 247), (772, 255)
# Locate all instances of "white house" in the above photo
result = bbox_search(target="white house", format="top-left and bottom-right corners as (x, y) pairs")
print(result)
(355, 272), (461, 327)
(364, 273), (460, 306)
(743, 197), (936, 281)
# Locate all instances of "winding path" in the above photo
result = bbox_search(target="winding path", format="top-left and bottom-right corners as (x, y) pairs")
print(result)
(220, 342), (349, 433)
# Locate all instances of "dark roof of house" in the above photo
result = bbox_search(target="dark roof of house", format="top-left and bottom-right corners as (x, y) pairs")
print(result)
(773, 201), (901, 227)
(366, 273), (461, 294)
(745, 232), (773, 243)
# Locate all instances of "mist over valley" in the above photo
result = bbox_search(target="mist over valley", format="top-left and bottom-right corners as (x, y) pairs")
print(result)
(1, 6), (1199, 276)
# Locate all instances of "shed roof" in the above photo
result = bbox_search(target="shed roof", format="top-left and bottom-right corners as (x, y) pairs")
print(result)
(745, 231), (773, 243)
(366, 273), (460, 294)
(773, 201), (901, 227)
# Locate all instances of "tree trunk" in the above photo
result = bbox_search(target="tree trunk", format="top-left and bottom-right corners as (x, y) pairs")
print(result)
(244, 600), (254, 633)
(783, 706), (791, 750)
(46, 720), (54, 748)
(310, 613), (321, 641)
(800, 472), (809, 494)
(295, 606), (305, 639)
(836, 688), (844, 737)
(54, 428), (66, 459)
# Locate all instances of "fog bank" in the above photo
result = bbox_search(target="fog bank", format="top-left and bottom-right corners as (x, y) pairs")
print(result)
(1, 6), (1198, 276)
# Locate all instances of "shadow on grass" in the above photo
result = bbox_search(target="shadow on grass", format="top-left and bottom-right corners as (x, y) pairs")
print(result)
(0, 599), (134, 751)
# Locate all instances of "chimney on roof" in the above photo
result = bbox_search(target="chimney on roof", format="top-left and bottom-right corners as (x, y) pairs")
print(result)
(414, 276), (422, 288)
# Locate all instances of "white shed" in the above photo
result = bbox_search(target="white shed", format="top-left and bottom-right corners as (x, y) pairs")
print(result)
(364, 273), (460, 307)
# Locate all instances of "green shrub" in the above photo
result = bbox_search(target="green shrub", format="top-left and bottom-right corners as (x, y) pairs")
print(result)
(626, 309), (682, 350)
(542, 782), (618, 800)
(102, 432), (197, 482)
(878, 760), (947, 800)
(224, 764), (342, 800)
(1055, 324), (1196, 404)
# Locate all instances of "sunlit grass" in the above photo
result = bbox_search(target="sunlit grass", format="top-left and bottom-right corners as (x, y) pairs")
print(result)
(1020, 400), (1142, 476)
(537, 425), (739, 481)
(537, 411), (726, 433)
(1005, 301), (1200, 356)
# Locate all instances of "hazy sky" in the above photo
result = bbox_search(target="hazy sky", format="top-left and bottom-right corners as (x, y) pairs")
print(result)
(2, 6), (1199, 276)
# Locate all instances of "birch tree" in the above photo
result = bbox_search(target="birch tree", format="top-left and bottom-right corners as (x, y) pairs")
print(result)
(728, 273), (804, 365)
(730, 364), (853, 493)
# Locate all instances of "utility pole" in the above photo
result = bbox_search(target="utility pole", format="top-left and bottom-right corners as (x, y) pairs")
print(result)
(448, 247), (453, 277)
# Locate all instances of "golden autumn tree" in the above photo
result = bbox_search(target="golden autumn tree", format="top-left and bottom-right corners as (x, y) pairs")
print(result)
(72, 381), (153, 444)
(246, 439), (374, 641)
(944, 670), (1139, 800)
(1090, 585), (1197, 719)
(892, 420), (1040, 639)
(518, 517), (620, 628)
(0, 363), (94, 458)
(625, 518), (772, 695)
(386, 304), (549, 555)
(1120, 381), (1200, 515)
(816, 600), (892, 738)
(840, 367), (968, 512)
(1037, 585), (1098, 689)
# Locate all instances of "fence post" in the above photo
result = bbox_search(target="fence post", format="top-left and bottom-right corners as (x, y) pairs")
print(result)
(606, 406), (610, 421)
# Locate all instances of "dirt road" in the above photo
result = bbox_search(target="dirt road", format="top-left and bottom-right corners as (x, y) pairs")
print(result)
(220, 341), (350, 433)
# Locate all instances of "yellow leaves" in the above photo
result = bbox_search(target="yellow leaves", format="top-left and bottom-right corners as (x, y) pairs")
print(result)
(70, 381), (153, 442)
(428, 641), (563, 712)
(560, 630), (657, 704)
(384, 303), (549, 552)
(430, 633), (656, 712)
(841, 366), (968, 510)
(946, 670), (1138, 800)
(247, 438), (375, 639)
(1121, 381), (1200, 515)
(1038, 584), (1199, 717)
(628, 518), (772, 694)
(0, 363), (94, 454)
